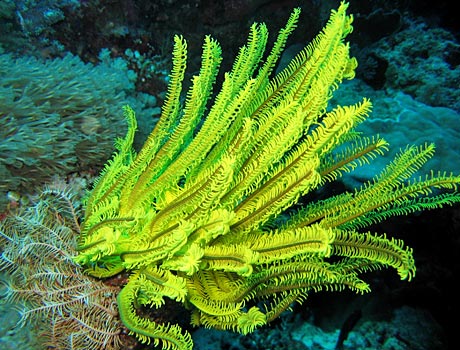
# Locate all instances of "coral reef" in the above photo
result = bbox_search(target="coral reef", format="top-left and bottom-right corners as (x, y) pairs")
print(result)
(0, 1), (459, 350)
(0, 0), (80, 54)
(374, 20), (460, 112)
(192, 305), (446, 350)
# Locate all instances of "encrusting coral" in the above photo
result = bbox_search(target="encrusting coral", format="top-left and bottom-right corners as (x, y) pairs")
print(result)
(2, 2), (460, 350)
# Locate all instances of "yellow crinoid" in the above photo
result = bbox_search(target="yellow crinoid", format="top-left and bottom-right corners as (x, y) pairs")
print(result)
(74, 2), (460, 349)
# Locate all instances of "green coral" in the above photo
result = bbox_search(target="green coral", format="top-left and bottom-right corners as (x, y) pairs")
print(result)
(74, 2), (460, 350)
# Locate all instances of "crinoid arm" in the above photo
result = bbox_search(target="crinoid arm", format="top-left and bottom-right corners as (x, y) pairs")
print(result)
(117, 269), (193, 350)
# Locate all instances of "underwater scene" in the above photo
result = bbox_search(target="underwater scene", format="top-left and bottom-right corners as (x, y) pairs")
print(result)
(1, 1), (459, 349)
